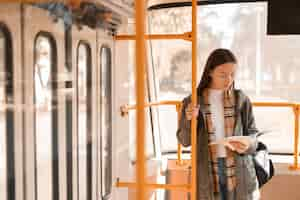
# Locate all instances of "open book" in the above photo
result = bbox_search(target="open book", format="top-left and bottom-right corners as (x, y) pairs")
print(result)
(209, 136), (253, 151)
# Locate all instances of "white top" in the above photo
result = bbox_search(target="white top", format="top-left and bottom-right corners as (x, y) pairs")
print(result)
(209, 89), (226, 157)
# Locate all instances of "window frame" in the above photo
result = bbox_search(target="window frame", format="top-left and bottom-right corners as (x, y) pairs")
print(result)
(99, 45), (113, 200)
(76, 41), (93, 200)
(33, 31), (59, 200)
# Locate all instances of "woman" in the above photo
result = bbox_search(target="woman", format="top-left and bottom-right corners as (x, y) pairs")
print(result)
(177, 49), (260, 200)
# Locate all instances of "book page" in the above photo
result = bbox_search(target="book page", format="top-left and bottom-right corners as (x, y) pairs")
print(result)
(209, 136), (253, 151)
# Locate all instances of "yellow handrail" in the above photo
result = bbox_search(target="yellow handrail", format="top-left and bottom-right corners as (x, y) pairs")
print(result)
(191, 1), (198, 199)
(252, 102), (300, 170)
(253, 102), (297, 107)
(114, 0), (198, 198)
(120, 101), (300, 171)
(291, 105), (300, 170)
(120, 100), (182, 116)
(135, 0), (146, 199)
(115, 32), (192, 41)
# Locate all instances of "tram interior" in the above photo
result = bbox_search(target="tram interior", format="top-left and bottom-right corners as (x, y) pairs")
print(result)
(1, 0), (300, 200)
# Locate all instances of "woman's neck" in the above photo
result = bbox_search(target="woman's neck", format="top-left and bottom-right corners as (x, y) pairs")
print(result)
(209, 86), (225, 91)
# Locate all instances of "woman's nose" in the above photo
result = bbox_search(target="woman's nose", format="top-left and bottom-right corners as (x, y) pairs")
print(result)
(225, 76), (233, 85)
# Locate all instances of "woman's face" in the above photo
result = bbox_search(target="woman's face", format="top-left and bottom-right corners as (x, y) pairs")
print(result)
(209, 62), (236, 90)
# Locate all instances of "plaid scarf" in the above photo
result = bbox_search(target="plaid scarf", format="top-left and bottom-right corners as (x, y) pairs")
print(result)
(202, 89), (237, 193)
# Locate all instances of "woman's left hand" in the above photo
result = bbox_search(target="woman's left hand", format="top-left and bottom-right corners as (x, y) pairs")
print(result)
(227, 140), (249, 154)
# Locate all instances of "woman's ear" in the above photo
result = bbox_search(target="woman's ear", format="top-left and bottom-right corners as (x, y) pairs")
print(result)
(208, 70), (213, 78)
(208, 74), (212, 80)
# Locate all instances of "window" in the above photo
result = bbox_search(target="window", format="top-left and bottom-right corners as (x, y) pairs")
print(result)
(77, 42), (92, 200)
(0, 24), (14, 200)
(149, 2), (300, 154)
(127, 40), (156, 161)
(34, 33), (58, 200)
(100, 46), (112, 199)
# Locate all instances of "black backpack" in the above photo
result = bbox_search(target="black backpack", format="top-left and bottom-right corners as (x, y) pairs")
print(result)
(238, 90), (274, 188)
(253, 141), (274, 188)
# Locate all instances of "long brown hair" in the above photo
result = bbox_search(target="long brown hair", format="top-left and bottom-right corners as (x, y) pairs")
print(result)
(197, 48), (237, 96)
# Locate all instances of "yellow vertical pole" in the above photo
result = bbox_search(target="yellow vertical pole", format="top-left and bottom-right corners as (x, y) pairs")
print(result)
(177, 143), (183, 164)
(135, 0), (146, 199)
(191, 0), (198, 200)
(177, 104), (183, 165)
(291, 106), (300, 169)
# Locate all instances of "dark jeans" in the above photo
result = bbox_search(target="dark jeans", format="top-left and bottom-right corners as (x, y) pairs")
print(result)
(217, 157), (228, 200)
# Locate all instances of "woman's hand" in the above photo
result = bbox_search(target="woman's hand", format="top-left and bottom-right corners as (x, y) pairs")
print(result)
(227, 140), (249, 154)
(185, 103), (200, 120)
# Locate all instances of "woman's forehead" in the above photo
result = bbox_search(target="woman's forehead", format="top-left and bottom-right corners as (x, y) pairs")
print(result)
(214, 63), (236, 72)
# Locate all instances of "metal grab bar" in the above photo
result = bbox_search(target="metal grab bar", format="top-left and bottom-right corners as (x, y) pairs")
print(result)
(253, 102), (300, 170)
(120, 101), (300, 170)
(120, 100), (182, 116)
(116, 1), (199, 198)
(115, 32), (192, 41)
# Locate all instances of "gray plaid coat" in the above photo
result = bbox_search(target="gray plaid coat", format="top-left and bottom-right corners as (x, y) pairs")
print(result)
(177, 90), (260, 200)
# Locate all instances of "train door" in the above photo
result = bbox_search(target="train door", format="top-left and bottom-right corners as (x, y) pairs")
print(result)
(22, 5), (66, 200)
(96, 29), (114, 200)
(71, 25), (97, 200)
(0, 3), (23, 200)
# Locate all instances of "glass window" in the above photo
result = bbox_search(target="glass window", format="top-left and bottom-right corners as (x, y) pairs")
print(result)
(34, 34), (57, 200)
(100, 46), (112, 198)
(147, 39), (192, 153)
(127, 39), (156, 161)
(77, 42), (92, 200)
(0, 27), (7, 200)
(149, 2), (300, 154)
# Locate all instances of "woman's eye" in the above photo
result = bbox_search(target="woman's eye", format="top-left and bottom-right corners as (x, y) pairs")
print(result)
(218, 73), (234, 78)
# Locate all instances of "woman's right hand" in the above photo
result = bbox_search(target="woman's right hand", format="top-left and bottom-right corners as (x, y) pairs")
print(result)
(185, 103), (200, 120)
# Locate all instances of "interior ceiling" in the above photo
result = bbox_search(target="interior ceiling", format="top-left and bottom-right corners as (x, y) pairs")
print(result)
(147, 0), (267, 9)
(33, 1), (130, 33)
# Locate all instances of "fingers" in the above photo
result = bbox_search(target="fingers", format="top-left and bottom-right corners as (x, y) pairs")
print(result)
(227, 141), (249, 154)
(229, 141), (247, 148)
(209, 140), (249, 154)
(225, 142), (236, 151)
